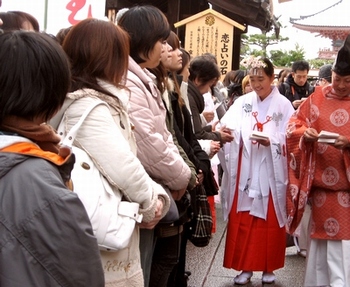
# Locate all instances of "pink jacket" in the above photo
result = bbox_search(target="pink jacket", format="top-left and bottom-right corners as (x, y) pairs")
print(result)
(126, 57), (191, 190)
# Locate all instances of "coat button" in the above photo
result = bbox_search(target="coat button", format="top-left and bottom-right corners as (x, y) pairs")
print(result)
(81, 162), (90, 170)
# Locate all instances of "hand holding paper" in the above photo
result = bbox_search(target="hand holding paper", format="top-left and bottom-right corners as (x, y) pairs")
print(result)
(317, 130), (339, 144)
(249, 131), (270, 146)
(249, 130), (269, 141)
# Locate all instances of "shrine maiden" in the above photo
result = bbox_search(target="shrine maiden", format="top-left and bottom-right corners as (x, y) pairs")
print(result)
(219, 56), (294, 285)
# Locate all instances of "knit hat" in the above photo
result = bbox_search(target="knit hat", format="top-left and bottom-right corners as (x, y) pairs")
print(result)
(333, 34), (350, 76)
(318, 64), (332, 82)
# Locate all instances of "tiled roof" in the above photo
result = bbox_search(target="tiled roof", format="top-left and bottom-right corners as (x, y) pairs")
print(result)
(290, 0), (350, 28)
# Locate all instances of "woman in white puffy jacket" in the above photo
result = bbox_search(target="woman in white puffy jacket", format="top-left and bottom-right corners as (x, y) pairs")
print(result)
(52, 18), (170, 287)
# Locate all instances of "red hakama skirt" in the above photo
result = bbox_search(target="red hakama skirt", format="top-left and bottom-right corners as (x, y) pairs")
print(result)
(223, 150), (286, 272)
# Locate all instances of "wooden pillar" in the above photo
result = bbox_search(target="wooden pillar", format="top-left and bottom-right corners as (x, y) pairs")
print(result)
(233, 27), (242, 70)
(167, 0), (180, 31)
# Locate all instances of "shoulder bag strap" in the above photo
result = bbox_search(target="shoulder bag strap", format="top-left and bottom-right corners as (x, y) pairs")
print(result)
(59, 101), (108, 148)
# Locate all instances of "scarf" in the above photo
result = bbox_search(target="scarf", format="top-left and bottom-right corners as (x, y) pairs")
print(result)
(0, 115), (61, 153)
(188, 80), (205, 113)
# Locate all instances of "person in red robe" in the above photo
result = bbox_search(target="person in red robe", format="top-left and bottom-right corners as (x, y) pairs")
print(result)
(286, 34), (350, 287)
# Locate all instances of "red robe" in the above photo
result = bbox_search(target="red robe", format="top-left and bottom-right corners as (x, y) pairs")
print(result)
(286, 85), (350, 240)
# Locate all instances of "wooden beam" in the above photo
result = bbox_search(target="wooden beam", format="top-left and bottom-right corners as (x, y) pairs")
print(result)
(175, 8), (245, 30)
(167, 0), (180, 30)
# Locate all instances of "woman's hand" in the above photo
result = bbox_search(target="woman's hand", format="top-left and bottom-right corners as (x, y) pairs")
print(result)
(219, 126), (234, 143)
(256, 137), (270, 147)
(202, 111), (215, 123)
(139, 198), (164, 229)
(212, 121), (219, 131)
(209, 140), (221, 158)
(212, 122), (233, 144)
(196, 169), (204, 185)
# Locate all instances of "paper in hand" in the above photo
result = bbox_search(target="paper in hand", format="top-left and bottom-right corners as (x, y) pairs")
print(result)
(317, 130), (339, 143)
(249, 131), (269, 141)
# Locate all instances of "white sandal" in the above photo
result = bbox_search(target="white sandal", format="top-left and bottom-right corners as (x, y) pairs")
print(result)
(262, 272), (275, 284)
(234, 271), (253, 285)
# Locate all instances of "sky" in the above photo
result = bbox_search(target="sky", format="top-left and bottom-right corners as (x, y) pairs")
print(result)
(247, 0), (336, 60)
(0, 0), (336, 60)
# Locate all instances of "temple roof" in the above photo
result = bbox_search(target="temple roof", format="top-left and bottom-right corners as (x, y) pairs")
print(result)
(107, 0), (279, 32)
(290, 0), (350, 40)
(209, 0), (280, 33)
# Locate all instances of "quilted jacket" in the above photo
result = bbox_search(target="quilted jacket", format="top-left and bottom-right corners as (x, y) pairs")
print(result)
(125, 57), (191, 190)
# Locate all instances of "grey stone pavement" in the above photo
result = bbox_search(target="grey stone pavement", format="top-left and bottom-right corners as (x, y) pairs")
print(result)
(186, 203), (306, 287)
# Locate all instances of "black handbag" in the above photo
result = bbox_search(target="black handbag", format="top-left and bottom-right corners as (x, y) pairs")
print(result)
(188, 185), (213, 247)
(159, 188), (179, 224)
(159, 189), (192, 226)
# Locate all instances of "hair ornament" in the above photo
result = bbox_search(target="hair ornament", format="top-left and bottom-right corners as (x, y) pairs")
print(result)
(240, 55), (266, 70)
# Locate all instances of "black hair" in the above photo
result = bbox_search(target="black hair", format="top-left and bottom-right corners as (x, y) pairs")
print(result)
(261, 58), (275, 77)
(189, 55), (221, 84)
(222, 69), (247, 87)
(291, 60), (310, 73)
(248, 58), (274, 78)
(118, 5), (170, 64)
(0, 31), (71, 123)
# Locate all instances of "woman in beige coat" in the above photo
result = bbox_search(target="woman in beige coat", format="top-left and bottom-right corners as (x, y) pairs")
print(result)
(53, 18), (170, 287)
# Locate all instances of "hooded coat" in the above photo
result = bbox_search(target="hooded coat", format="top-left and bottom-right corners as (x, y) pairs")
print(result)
(0, 136), (105, 287)
(278, 73), (314, 104)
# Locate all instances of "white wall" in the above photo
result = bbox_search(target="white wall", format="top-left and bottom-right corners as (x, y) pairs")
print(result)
(1, 0), (106, 35)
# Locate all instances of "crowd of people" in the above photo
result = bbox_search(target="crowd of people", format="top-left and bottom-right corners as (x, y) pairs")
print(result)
(0, 5), (349, 287)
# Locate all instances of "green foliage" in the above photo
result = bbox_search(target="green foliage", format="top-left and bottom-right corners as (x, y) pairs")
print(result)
(241, 32), (289, 58)
(270, 43), (305, 66)
(241, 32), (333, 69)
(308, 58), (334, 69)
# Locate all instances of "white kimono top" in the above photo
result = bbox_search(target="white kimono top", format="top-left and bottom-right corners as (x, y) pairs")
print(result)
(219, 86), (294, 227)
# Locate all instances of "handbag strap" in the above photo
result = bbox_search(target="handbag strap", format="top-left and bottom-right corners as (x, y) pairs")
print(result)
(58, 101), (108, 147)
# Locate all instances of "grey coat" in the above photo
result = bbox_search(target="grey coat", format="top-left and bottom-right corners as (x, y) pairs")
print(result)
(0, 137), (104, 287)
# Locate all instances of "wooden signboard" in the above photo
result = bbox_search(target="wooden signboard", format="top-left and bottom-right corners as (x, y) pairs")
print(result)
(175, 9), (245, 78)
